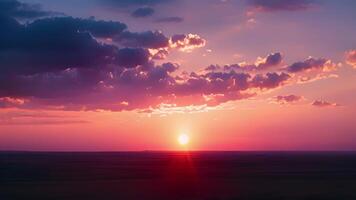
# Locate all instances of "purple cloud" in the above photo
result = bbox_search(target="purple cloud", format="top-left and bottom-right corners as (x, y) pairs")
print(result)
(155, 16), (184, 23)
(251, 72), (290, 89)
(0, 4), (340, 113)
(274, 95), (303, 104)
(208, 52), (282, 72)
(286, 57), (334, 73)
(0, 0), (58, 19)
(312, 100), (340, 107)
(257, 52), (283, 70)
(0, 16), (130, 75)
(0, 59), (293, 111)
(114, 31), (169, 49)
(131, 7), (155, 18)
(248, 0), (316, 12)
(170, 34), (206, 52)
(98, 0), (175, 7)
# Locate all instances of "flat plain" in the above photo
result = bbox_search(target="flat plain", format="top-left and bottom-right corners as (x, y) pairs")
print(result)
(1, 151), (356, 200)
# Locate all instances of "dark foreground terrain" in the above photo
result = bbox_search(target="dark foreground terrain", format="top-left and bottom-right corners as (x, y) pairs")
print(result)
(1, 151), (356, 200)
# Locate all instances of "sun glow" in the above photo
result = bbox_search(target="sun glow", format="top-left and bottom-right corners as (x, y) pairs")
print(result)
(178, 134), (189, 146)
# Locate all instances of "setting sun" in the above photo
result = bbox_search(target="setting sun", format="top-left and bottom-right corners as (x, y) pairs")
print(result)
(178, 134), (189, 146)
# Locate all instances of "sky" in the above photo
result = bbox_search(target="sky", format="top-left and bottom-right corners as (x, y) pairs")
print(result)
(0, 0), (355, 151)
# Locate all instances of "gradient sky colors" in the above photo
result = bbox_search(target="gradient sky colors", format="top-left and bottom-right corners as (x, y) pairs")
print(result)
(0, 0), (355, 151)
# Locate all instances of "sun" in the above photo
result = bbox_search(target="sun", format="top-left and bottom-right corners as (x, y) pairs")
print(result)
(178, 134), (189, 146)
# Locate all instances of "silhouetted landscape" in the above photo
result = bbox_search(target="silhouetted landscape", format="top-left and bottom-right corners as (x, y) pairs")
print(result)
(1, 151), (356, 200)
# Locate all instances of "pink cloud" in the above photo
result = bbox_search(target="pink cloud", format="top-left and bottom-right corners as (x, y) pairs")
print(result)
(312, 100), (340, 108)
(345, 49), (356, 69)
(273, 95), (303, 104)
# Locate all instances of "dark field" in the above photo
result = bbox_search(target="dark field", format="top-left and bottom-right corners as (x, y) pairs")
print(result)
(1, 152), (356, 200)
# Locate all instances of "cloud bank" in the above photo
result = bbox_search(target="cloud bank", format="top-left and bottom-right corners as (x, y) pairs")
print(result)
(0, 1), (341, 113)
(0, 0), (57, 19)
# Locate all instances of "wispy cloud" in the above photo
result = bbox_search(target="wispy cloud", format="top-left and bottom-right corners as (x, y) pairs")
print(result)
(0, 111), (89, 125)
(155, 16), (183, 23)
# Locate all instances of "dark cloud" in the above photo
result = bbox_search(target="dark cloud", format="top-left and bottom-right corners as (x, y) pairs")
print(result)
(208, 52), (282, 72)
(258, 52), (282, 70)
(286, 57), (332, 73)
(113, 31), (206, 53)
(98, 0), (175, 7)
(248, 0), (316, 12)
(0, 7), (337, 113)
(155, 16), (184, 23)
(29, 16), (127, 38)
(274, 95), (303, 104)
(0, 16), (151, 75)
(312, 100), (340, 107)
(205, 65), (221, 71)
(115, 31), (169, 49)
(0, 13), (208, 109)
(0, 0), (56, 19)
(0, 59), (292, 111)
(131, 7), (155, 17)
(151, 49), (169, 59)
(251, 72), (290, 89)
(170, 34), (206, 52)
(116, 48), (150, 67)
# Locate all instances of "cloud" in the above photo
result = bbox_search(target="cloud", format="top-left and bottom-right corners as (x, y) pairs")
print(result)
(113, 31), (206, 55)
(285, 57), (336, 73)
(97, 0), (175, 7)
(0, 16), (134, 75)
(0, 111), (89, 125)
(312, 100), (340, 107)
(114, 31), (169, 49)
(0, 51), (338, 112)
(0, 0), (57, 19)
(0, 6), (340, 113)
(0, 12), (205, 76)
(0, 59), (292, 111)
(256, 52), (283, 70)
(345, 49), (356, 69)
(155, 16), (184, 23)
(205, 65), (221, 71)
(247, 0), (316, 12)
(297, 73), (338, 84)
(150, 49), (169, 59)
(273, 95), (303, 104)
(131, 7), (155, 18)
(116, 48), (151, 67)
(29, 16), (128, 38)
(207, 52), (282, 72)
(251, 72), (290, 89)
(170, 34), (206, 52)
(0, 97), (25, 108)
(140, 103), (234, 116)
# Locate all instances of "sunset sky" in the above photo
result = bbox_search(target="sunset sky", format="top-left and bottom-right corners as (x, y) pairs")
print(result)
(0, 0), (355, 151)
